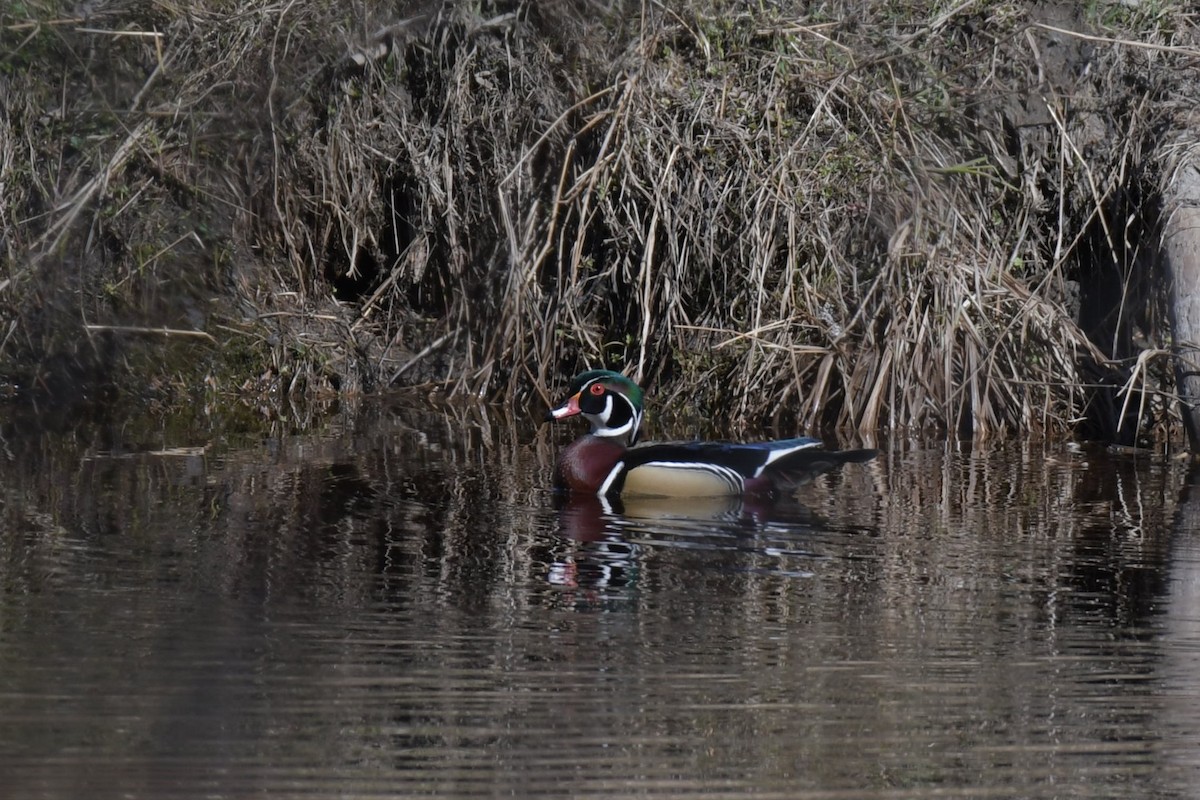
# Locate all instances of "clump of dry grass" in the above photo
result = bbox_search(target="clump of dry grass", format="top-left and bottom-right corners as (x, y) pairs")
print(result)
(1, 1), (1194, 442)
(269, 2), (618, 397)
(0, 0), (371, 402)
(531, 4), (1176, 440)
(292, 1), (1181, 439)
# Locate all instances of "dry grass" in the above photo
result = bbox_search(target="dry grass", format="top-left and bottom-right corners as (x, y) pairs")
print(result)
(2, 1), (1195, 441)
(290, 1), (1182, 439)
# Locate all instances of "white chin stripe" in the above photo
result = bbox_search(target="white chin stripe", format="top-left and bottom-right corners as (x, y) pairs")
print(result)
(583, 396), (614, 433)
(593, 417), (635, 439)
(590, 397), (640, 439)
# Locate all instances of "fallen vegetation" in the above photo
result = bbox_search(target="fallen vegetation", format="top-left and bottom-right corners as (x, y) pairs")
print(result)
(1, 1), (1197, 441)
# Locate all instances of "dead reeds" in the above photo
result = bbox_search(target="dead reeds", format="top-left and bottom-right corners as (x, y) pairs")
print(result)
(284, 2), (1179, 438)
(2, 1), (1192, 441)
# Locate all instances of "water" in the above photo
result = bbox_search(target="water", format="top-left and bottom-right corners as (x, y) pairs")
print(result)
(2, 397), (1200, 798)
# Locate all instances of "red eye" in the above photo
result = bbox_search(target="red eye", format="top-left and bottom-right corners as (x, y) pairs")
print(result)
(589, 383), (605, 396)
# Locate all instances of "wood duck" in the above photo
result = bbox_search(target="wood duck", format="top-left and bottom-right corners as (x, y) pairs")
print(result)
(546, 370), (876, 499)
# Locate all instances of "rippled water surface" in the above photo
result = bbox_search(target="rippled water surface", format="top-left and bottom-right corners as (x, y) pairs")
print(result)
(4, 397), (1200, 798)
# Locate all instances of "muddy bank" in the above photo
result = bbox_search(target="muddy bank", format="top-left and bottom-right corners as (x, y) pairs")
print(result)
(1, 1), (1196, 442)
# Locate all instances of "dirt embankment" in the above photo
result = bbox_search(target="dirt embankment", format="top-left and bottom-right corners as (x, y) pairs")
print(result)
(1, 1), (1196, 442)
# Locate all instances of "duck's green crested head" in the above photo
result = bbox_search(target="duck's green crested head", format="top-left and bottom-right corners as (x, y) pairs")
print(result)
(568, 369), (644, 410)
(547, 369), (646, 444)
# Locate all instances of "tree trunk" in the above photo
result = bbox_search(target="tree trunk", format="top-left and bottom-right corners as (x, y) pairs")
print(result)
(1165, 140), (1200, 450)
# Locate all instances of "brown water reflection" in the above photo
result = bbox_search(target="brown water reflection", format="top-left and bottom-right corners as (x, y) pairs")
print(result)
(1, 396), (1198, 798)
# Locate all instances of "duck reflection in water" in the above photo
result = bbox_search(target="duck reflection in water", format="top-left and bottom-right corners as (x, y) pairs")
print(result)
(555, 491), (786, 541)
(547, 494), (637, 590)
(548, 491), (822, 590)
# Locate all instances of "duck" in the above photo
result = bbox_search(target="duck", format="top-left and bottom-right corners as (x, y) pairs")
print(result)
(546, 369), (876, 499)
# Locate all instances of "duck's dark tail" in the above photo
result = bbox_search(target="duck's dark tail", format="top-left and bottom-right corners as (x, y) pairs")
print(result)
(765, 447), (877, 487)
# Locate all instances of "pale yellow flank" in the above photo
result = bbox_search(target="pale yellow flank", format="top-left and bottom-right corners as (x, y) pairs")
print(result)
(619, 463), (740, 498)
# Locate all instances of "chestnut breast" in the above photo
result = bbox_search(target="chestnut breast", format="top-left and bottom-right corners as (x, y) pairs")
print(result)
(554, 435), (626, 494)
